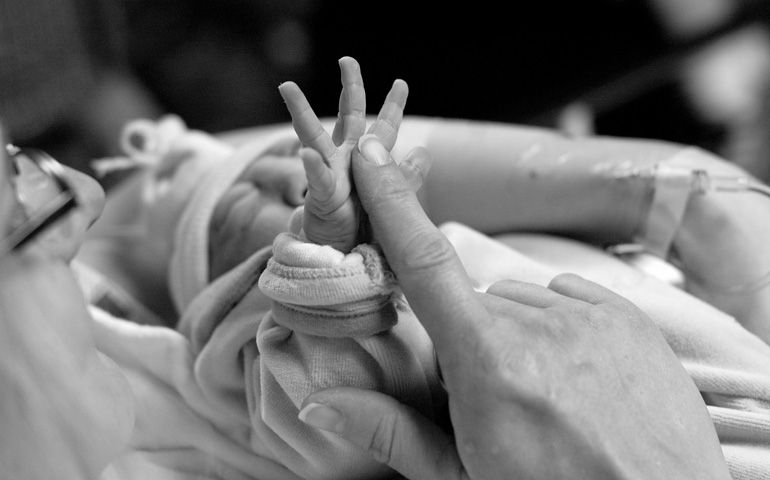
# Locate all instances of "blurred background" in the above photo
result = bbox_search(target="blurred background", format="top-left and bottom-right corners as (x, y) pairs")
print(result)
(2, 0), (770, 189)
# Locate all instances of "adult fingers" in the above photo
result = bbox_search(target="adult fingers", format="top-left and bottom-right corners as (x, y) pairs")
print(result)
(278, 81), (336, 160)
(487, 278), (583, 309)
(398, 146), (432, 193)
(352, 134), (491, 352)
(367, 79), (409, 150)
(332, 56), (366, 147)
(299, 387), (467, 480)
(548, 272), (635, 308)
(489, 274), (637, 312)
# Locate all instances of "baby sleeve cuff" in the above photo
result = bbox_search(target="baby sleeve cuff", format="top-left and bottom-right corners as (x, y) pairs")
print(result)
(258, 232), (400, 337)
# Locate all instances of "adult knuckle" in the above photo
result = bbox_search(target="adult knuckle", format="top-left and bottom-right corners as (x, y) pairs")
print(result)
(362, 171), (412, 216)
(582, 306), (612, 329)
(373, 171), (414, 200)
(465, 327), (512, 379)
(397, 230), (458, 274)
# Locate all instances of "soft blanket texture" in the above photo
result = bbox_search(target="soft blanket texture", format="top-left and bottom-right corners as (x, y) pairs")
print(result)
(94, 118), (442, 480)
(90, 118), (770, 479)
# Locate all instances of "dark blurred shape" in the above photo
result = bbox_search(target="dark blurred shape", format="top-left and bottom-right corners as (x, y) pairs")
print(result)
(0, 0), (162, 188)
(0, 0), (95, 139)
(304, 0), (671, 123)
(4, 0), (770, 184)
(121, 0), (317, 133)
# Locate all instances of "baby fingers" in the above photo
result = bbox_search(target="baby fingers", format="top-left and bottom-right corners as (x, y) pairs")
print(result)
(333, 56), (366, 147)
(278, 81), (337, 159)
(299, 147), (336, 203)
(368, 79), (409, 151)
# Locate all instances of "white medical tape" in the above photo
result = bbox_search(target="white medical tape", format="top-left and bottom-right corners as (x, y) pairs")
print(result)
(632, 163), (695, 259)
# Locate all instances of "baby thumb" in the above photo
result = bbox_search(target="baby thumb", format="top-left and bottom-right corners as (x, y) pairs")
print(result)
(299, 386), (466, 480)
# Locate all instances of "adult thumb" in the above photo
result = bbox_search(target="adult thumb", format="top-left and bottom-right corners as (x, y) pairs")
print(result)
(352, 134), (486, 355)
(298, 387), (466, 480)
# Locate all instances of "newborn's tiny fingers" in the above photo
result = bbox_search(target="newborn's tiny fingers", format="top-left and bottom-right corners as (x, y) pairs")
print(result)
(278, 81), (336, 159)
(333, 56), (366, 147)
(399, 146), (432, 193)
(299, 147), (335, 201)
(368, 79), (408, 150)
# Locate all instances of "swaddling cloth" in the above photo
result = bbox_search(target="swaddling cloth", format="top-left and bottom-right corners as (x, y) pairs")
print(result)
(100, 117), (444, 479)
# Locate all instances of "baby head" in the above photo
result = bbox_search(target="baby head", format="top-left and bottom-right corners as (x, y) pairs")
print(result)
(112, 115), (308, 310)
(208, 145), (308, 279)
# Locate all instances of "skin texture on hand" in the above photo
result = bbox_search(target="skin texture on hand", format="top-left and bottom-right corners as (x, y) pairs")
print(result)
(297, 133), (732, 480)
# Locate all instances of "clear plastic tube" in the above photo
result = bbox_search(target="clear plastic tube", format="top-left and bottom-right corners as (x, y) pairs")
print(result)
(691, 170), (770, 199)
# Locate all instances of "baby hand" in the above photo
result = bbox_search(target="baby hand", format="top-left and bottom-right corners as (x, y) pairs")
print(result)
(280, 57), (416, 252)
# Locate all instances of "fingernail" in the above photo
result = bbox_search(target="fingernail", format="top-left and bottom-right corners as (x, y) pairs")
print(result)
(358, 134), (390, 166)
(298, 403), (345, 433)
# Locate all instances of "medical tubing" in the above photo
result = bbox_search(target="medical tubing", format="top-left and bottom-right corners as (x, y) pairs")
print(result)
(684, 169), (770, 293)
(690, 170), (770, 201)
(621, 165), (770, 293)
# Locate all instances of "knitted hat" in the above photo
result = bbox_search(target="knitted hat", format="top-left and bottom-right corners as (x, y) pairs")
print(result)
(102, 115), (298, 312)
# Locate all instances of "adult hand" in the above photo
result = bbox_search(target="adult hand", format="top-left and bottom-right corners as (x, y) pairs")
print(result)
(297, 135), (732, 479)
(0, 124), (133, 479)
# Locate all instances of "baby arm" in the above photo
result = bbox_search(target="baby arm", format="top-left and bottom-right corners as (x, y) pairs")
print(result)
(279, 56), (430, 252)
(250, 58), (443, 479)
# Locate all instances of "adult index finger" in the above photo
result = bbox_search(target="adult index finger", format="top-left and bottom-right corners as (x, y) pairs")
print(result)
(352, 134), (491, 353)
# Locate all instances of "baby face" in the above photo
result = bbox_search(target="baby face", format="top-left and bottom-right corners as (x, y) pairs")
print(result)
(209, 153), (308, 279)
